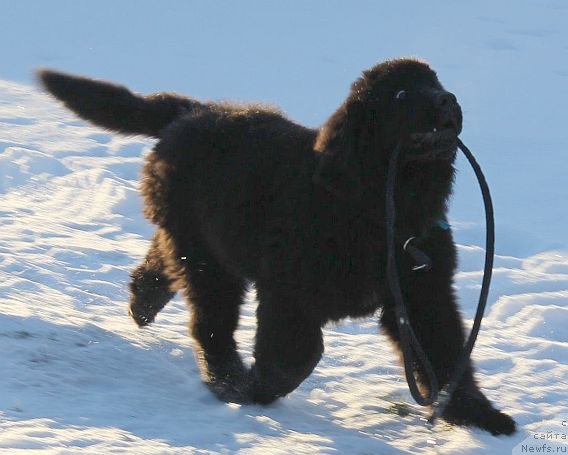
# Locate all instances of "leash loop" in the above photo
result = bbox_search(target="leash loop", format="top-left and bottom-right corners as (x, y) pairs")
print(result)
(386, 138), (495, 424)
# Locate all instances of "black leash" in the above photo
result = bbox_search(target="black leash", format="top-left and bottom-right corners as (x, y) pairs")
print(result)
(386, 138), (495, 424)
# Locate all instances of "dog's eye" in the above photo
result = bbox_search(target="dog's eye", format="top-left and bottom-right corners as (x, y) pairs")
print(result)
(395, 90), (406, 100)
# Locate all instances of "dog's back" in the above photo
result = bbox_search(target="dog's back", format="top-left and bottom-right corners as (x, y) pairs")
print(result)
(38, 69), (321, 278)
(143, 103), (319, 278)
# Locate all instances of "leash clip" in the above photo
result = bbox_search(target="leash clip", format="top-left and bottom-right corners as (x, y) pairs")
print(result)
(403, 236), (432, 272)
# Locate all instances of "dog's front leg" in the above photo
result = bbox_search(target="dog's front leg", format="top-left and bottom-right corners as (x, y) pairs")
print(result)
(379, 228), (516, 435)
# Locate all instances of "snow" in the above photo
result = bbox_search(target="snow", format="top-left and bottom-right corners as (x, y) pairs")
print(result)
(0, 2), (567, 454)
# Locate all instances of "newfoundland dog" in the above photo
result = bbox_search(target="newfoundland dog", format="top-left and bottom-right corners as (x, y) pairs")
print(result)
(39, 58), (515, 435)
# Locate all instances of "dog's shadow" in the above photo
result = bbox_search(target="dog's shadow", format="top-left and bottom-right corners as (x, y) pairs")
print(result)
(1, 313), (412, 453)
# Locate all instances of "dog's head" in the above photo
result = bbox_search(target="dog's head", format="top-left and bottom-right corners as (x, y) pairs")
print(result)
(314, 58), (462, 198)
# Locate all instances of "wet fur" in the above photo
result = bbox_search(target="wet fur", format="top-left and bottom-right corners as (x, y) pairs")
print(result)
(39, 59), (516, 435)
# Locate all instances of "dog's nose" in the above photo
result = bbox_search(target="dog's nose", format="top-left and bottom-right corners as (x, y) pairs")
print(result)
(435, 91), (462, 134)
(435, 91), (457, 109)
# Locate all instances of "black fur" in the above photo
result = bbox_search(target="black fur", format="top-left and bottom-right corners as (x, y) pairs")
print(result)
(38, 59), (516, 435)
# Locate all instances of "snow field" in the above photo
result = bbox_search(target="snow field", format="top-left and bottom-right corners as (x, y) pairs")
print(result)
(1, 53), (567, 454)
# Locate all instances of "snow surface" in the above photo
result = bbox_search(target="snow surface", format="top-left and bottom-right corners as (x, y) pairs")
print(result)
(1, 1), (567, 454)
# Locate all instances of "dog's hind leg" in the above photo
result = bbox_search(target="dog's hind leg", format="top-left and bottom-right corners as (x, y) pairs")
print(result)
(129, 229), (179, 326)
(248, 285), (324, 404)
(181, 242), (249, 402)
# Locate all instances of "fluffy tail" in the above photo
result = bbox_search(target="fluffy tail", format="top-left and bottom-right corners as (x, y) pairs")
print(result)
(38, 69), (199, 138)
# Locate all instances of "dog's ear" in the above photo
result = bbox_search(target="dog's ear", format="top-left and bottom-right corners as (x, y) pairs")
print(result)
(313, 101), (365, 199)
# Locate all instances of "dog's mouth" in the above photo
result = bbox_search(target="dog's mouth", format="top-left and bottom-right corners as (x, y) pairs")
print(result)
(404, 126), (459, 161)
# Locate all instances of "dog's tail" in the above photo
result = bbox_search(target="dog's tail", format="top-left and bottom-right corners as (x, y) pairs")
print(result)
(38, 69), (199, 138)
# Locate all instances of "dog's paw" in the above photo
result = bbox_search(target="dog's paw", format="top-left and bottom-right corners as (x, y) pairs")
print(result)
(476, 408), (517, 436)
(197, 350), (252, 404)
(128, 268), (174, 326)
(205, 378), (251, 404)
(440, 388), (516, 436)
(128, 290), (173, 327)
(128, 303), (156, 327)
(443, 404), (516, 436)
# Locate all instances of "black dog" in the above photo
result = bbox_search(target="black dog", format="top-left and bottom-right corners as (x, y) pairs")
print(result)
(39, 58), (516, 435)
